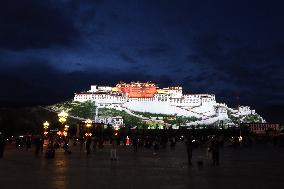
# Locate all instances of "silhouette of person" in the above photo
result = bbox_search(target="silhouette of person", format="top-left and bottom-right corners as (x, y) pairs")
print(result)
(93, 136), (97, 152)
(63, 140), (71, 154)
(16, 137), (20, 149)
(45, 141), (55, 159)
(86, 138), (92, 155)
(170, 137), (176, 149)
(34, 137), (41, 156)
(26, 137), (32, 150)
(0, 133), (6, 158)
(132, 136), (138, 152)
(40, 136), (44, 153)
(186, 136), (193, 165)
(210, 137), (220, 166)
(79, 137), (84, 152)
(110, 135), (117, 160)
(153, 139), (159, 155)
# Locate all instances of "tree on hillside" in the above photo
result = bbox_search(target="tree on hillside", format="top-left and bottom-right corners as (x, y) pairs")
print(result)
(69, 101), (96, 119)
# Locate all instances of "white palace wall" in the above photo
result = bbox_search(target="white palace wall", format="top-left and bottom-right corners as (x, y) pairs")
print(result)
(74, 92), (219, 118)
(71, 85), (264, 124)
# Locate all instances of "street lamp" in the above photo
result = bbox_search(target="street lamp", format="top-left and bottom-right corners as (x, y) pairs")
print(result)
(58, 111), (68, 125)
(84, 119), (93, 137)
(43, 121), (49, 129)
(85, 119), (92, 128)
(63, 125), (69, 137)
(85, 133), (92, 137)
(64, 125), (69, 131)
(43, 121), (49, 137)
(63, 131), (68, 137)
(58, 111), (68, 140)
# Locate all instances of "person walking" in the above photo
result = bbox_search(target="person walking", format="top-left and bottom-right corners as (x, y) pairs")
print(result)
(170, 137), (176, 149)
(63, 140), (71, 154)
(26, 137), (32, 151)
(79, 137), (84, 152)
(210, 136), (220, 166)
(98, 137), (104, 149)
(186, 135), (193, 165)
(40, 136), (44, 153)
(86, 138), (92, 156)
(45, 141), (55, 159)
(132, 136), (138, 152)
(153, 138), (159, 155)
(110, 136), (117, 160)
(34, 137), (41, 156)
(93, 136), (98, 152)
(0, 133), (6, 158)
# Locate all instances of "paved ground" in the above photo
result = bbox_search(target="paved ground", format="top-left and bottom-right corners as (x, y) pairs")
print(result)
(0, 142), (284, 189)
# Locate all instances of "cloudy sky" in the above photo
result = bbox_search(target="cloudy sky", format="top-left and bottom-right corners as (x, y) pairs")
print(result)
(0, 0), (283, 122)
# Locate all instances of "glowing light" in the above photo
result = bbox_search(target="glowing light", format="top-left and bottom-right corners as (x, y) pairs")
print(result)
(114, 125), (120, 131)
(57, 131), (62, 136)
(44, 131), (48, 135)
(64, 125), (69, 131)
(63, 131), (68, 137)
(239, 136), (242, 142)
(85, 133), (92, 137)
(58, 111), (68, 124)
(43, 121), (49, 129)
(84, 119), (93, 128)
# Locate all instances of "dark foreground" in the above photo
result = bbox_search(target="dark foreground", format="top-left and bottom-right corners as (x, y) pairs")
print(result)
(0, 142), (284, 189)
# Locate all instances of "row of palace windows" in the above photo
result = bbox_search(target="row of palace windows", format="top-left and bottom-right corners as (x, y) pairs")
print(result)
(251, 125), (278, 130)
(171, 99), (200, 103)
(76, 95), (125, 101)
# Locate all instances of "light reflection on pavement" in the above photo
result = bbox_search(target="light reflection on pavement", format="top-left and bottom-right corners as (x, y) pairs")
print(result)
(0, 143), (284, 189)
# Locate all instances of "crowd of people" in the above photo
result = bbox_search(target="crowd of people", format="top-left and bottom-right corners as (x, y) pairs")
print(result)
(0, 130), (225, 167)
(1, 130), (279, 167)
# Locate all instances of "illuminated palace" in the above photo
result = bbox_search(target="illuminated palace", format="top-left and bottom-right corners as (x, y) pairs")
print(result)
(74, 82), (263, 125)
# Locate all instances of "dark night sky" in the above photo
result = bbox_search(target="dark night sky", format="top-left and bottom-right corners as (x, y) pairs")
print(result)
(0, 0), (283, 122)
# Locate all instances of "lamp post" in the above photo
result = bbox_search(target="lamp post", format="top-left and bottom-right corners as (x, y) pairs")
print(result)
(63, 125), (69, 137)
(57, 111), (69, 143)
(84, 119), (93, 137)
(58, 111), (68, 137)
(43, 121), (49, 130)
(43, 121), (49, 139)
(84, 119), (93, 155)
(43, 121), (49, 141)
(58, 111), (68, 125)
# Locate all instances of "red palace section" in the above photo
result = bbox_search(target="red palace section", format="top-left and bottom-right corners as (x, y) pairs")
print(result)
(116, 82), (157, 98)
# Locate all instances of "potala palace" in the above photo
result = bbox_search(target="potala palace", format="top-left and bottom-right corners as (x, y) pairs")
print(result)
(73, 82), (265, 126)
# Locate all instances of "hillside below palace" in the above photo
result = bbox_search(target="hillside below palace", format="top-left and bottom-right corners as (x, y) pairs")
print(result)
(73, 82), (262, 124)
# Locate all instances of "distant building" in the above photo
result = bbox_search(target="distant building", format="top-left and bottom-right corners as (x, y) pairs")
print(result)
(238, 106), (255, 115)
(73, 82), (264, 125)
(95, 116), (124, 126)
(242, 123), (280, 135)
